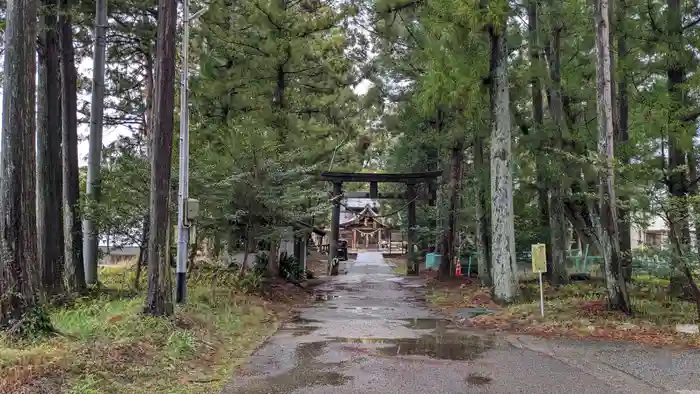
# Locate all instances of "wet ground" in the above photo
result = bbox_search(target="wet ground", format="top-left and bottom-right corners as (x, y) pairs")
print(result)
(221, 252), (700, 393)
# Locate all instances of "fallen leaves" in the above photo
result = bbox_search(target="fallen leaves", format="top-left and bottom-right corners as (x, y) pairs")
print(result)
(425, 277), (700, 349)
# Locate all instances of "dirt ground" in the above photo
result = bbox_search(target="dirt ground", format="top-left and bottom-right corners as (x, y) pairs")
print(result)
(418, 269), (700, 348)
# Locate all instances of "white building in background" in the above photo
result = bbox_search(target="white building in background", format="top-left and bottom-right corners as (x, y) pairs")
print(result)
(568, 214), (691, 255)
(630, 215), (670, 248)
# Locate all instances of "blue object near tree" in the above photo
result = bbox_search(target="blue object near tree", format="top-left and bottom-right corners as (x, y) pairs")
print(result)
(426, 253), (441, 269)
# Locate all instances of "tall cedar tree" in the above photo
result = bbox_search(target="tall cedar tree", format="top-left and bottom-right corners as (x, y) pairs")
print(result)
(0, 0), (41, 329)
(37, 0), (66, 298)
(59, 0), (86, 294)
(144, 0), (177, 316)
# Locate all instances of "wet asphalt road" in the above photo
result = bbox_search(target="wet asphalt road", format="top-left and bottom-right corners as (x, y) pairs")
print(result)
(221, 252), (700, 394)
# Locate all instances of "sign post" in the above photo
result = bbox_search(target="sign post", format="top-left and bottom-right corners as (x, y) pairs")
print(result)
(531, 243), (547, 317)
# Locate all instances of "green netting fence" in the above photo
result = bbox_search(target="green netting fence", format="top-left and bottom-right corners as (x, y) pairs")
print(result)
(427, 245), (679, 279)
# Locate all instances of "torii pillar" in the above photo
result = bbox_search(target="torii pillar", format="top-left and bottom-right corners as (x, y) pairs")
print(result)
(406, 182), (418, 275)
(329, 182), (342, 275)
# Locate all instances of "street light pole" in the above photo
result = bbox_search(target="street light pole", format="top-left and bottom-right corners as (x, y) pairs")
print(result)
(175, 0), (191, 304)
(176, 0), (207, 304)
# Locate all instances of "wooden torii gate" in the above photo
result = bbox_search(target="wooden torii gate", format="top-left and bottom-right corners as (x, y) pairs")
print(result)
(320, 171), (441, 276)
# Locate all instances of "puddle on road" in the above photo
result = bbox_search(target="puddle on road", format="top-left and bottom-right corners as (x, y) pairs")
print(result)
(233, 341), (353, 393)
(399, 318), (450, 330)
(466, 374), (493, 385)
(331, 331), (493, 361)
(329, 284), (360, 292)
(315, 293), (341, 301)
(290, 316), (322, 325)
(281, 317), (322, 337)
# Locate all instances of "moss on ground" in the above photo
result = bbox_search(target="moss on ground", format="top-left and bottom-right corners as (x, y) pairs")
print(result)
(0, 264), (309, 394)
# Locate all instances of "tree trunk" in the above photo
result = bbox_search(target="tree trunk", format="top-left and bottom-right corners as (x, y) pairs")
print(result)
(144, 0), (177, 317)
(615, 0), (632, 282)
(225, 226), (236, 267)
(59, 0), (86, 295)
(135, 28), (155, 291)
(268, 239), (281, 277)
(488, 17), (518, 303)
(83, 0), (108, 285)
(688, 153), (700, 259)
(0, 0), (41, 330)
(665, 0), (695, 298)
(544, 0), (569, 286)
(272, 0), (288, 146)
(474, 133), (492, 287)
(593, 0), (631, 314)
(439, 141), (463, 280)
(239, 220), (255, 276)
(213, 234), (222, 261)
(134, 213), (149, 290)
(143, 13), (155, 151)
(528, 0), (554, 281)
(37, 0), (66, 299)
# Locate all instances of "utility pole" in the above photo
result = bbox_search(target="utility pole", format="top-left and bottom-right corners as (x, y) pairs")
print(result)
(176, 0), (207, 303)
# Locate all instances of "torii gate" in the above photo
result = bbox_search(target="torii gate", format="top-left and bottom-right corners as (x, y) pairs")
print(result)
(320, 171), (441, 276)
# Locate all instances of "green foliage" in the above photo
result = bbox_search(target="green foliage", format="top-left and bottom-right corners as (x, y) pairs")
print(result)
(5, 305), (55, 340)
(187, 0), (365, 246)
(0, 264), (284, 393)
(61, 0), (700, 311)
(279, 254), (305, 282)
(84, 137), (149, 247)
(253, 253), (269, 276)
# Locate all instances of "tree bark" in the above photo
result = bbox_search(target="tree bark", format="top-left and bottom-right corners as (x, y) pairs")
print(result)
(239, 221), (253, 276)
(144, 0), (177, 317)
(83, 0), (107, 285)
(488, 15), (518, 303)
(273, 0), (288, 146)
(37, 0), (66, 299)
(474, 133), (492, 287)
(135, 30), (155, 290)
(134, 213), (149, 290)
(593, 0), (631, 313)
(544, 0), (569, 286)
(439, 141), (463, 280)
(0, 0), (41, 330)
(59, 0), (86, 295)
(615, 0), (632, 282)
(688, 153), (700, 260)
(268, 239), (281, 277)
(528, 0), (553, 278)
(665, 0), (695, 298)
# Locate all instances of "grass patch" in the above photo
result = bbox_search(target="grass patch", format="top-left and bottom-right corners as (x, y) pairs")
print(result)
(425, 274), (700, 348)
(386, 257), (407, 275)
(0, 264), (309, 393)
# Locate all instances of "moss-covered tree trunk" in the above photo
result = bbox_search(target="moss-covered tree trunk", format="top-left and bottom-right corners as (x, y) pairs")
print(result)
(488, 6), (518, 303)
(593, 0), (631, 314)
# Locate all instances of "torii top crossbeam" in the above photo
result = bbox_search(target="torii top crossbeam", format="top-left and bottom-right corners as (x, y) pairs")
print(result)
(320, 171), (442, 184)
